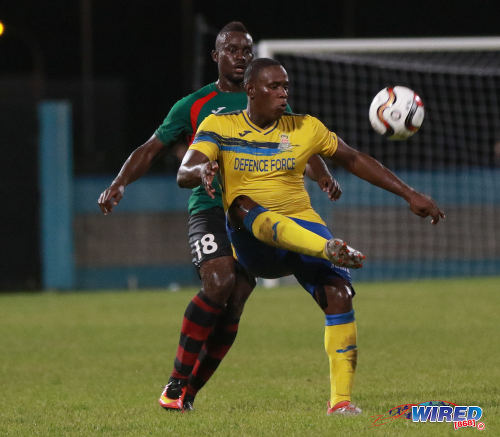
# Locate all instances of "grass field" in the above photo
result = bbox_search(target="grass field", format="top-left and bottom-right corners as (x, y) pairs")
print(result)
(0, 277), (499, 436)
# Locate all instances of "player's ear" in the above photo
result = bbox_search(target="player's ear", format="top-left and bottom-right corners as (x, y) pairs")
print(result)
(211, 49), (218, 63)
(246, 83), (255, 99)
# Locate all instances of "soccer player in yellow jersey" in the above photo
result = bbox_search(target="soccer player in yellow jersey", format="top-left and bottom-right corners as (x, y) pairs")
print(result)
(178, 58), (444, 415)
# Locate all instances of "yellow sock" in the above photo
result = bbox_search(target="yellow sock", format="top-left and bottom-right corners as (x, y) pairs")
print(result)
(244, 206), (329, 259)
(324, 312), (357, 405)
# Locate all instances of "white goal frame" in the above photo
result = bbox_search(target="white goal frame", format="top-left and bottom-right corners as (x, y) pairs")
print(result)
(254, 35), (500, 286)
(257, 36), (500, 58)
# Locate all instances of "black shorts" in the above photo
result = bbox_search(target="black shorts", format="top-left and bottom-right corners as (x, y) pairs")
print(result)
(188, 206), (233, 269)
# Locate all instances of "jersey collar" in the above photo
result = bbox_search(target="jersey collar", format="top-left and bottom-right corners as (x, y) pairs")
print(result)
(242, 110), (279, 135)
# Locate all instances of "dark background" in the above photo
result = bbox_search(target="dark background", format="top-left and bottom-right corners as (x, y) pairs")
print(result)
(2, 0), (499, 166)
(1, 0), (499, 290)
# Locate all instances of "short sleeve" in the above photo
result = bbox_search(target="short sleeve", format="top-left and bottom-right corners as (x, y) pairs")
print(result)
(309, 116), (338, 158)
(188, 114), (220, 161)
(154, 96), (192, 147)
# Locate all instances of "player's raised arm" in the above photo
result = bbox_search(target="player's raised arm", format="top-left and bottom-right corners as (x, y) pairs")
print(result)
(177, 149), (219, 199)
(331, 137), (445, 224)
(98, 135), (165, 214)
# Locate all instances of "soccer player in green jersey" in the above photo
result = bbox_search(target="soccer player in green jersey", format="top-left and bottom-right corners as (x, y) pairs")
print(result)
(178, 58), (445, 415)
(98, 23), (340, 411)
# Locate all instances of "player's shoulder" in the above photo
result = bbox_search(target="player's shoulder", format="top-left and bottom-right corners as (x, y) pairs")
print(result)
(282, 111), (310, 119)
(166, 83), (217, 121)
(281, 112), (319, 129)
(212, 109), (244, 117)
(198, 112), (220, 127)
(175, 83), (217, 106)
(201, 110), (243, 128)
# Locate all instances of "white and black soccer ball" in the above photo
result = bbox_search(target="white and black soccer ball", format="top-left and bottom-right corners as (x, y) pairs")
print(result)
(368, 86), (424, 140)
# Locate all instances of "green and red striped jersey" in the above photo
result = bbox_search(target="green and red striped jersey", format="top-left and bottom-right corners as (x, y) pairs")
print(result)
(155, 83), (247, 215)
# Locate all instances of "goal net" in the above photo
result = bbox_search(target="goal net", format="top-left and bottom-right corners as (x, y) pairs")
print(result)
(258, 37), (500, 281)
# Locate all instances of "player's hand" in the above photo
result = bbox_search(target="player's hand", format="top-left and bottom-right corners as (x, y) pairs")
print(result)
(98, 184), (125, 215)
(408, 191), (445, 224)
(201, 161), (219, 199)
(317, 175), (342, 201)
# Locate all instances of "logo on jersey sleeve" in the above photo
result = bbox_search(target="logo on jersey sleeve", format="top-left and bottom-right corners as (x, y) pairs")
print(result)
(211, 107), (227, 114)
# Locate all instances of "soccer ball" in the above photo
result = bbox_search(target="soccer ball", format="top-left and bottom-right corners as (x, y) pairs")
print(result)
(368, 86), (424, 140)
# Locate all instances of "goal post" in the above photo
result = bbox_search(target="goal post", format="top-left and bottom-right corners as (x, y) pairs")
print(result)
(257, 36), (500, 281)
(258, 36), (500, 57)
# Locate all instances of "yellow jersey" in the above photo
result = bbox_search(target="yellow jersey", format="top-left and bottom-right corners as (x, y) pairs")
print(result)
(189, 110), (338, 224)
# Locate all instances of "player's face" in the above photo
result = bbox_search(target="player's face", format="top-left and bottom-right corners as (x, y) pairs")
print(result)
(251, 65), (289, 120)
(213, 32), (254, 84)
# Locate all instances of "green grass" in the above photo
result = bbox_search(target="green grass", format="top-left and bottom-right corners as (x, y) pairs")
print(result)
(0, 277), (499, 436)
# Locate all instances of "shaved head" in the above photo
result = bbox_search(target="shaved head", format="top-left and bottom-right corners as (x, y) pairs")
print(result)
(215, 21), (250, 50)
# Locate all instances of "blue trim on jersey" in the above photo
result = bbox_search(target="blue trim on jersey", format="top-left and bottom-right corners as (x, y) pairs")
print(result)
(220, 144), (284, 156)
(263, 122), (279, 135)
(195, 130), (291, 156)
(192, 133), (220, 146)
(242, 112), (280, 135)
(229, 139), (280, 149)
(243, 205), (268, 232)
(242, 111), (261, 132)
(325, 310), (355, 326)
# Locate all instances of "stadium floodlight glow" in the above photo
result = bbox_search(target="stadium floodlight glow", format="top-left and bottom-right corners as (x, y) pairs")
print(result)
(0, 21), (45, 98)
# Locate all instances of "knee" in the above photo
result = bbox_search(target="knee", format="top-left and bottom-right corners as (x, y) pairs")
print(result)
(315, 281), (354, 314)
(232, 195), (256, 209)
(228, 195), (259, 228)
(332, 284), (353, 303)
(202, 269), (236, 304)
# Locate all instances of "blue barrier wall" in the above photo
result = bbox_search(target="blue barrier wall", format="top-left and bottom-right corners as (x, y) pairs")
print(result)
(39, 102), (75, 289)
(77, 169), (500, 213)
(75, 175), (191, 213)
(38, 98), (499, 290)
(72, 170), (499, 289)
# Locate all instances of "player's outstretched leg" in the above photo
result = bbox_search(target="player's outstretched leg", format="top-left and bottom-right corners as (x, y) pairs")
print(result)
(314, 279), (362, 416)
(229, 195), (364, 268)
